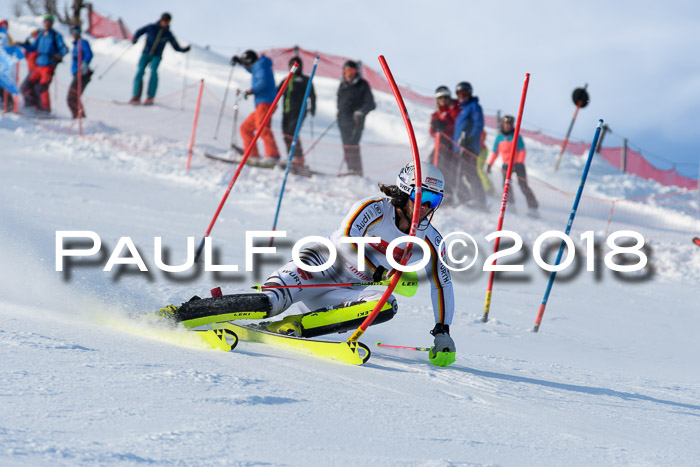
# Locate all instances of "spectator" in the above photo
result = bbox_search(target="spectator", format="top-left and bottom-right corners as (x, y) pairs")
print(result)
(429, 85), (460, 180)
(231, 49), (281, 161)
(24, 30), (39, 72)
(337, 60), (375, 176)
(487, 115), (539, 215)
(129, 12), (190, 105)
(66, 25), (93, 119)
(477, 130), (496, 197)
(278, 56), (316, 166)
(452, 81), (487, 210)
(0, 19), (18, 111)
(20, 14), (67, 113)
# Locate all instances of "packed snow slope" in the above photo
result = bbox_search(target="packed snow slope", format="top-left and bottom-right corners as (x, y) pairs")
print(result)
(1, 17), (699, 466)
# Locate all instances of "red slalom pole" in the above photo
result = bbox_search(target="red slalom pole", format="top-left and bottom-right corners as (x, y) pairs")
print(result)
(347, 55), (422, 343)
(186, 79), (205, 170)
(481, 73), (531, 323)
(194, 64), (298, 261)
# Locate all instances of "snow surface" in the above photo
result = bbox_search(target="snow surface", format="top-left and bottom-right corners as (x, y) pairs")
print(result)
(1, 18), (700, 466)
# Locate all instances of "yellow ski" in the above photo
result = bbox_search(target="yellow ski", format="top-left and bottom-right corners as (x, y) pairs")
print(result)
(212, 322), (371, 365)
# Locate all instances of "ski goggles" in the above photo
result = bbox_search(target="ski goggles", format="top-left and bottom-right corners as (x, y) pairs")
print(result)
(409, 187), (443, 209)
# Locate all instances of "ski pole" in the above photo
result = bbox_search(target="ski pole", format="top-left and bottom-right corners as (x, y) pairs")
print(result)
(269, 56), (319, 247)
(194, 63), (299, 262)
(301, 118), (336, 157)
(180, 50), (190, 110)
(253, 270), (419, 297)
(214, 65), (235, 139)
(481, 73), (531, 323)
(347, 55), (423, 344)
(98, 42), (134, 80)
(375, 341), (430, 352)
(229, 89), (242, 149)
(533, 119), (603, 332)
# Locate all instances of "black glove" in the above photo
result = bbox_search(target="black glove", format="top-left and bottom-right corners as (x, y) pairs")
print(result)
(373, 266), (388, 282)
(132, 38), (137, 45)
(52, 54), (63, 64)
(244, 89), (253, 100)
(183, 45), (191, 52)
(486, 164), (492, 174)
(231, 55), (240, 65)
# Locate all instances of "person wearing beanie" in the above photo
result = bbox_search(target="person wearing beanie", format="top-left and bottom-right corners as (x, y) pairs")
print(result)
(20, 14), (68, 113)
(129, 12), (190, 105)
(277, 56), (316, 166)
(230, 49), (281, 160)
(336, 60), (375, 176)
(66, 25), (93, 118)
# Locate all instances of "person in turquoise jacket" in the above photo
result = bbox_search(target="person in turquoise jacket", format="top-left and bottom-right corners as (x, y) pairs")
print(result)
(129, 12), (190, 105)
(487, 115), (539, 214)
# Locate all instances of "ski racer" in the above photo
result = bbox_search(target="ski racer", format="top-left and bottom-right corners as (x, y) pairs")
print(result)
(166, 162), (457, 366)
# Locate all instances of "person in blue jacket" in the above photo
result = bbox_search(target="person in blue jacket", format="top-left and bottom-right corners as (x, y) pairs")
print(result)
(20, 14), (68, 113)
(231, 49), (280, 160)
(129, 12), (190, 105)
(66, 25), (92, 118)
(451, 81), (487, 210)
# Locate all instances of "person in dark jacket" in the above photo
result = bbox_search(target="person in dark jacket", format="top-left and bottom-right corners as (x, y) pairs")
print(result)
(232, 49), (280, 160)
(336, 60), (375, 176)
(451, 81), (487, 210)
(66, 25), (93, 119)
(20, 14), (68, 112)
(278, 56), (316, 166)
(129, 12), (190, 105)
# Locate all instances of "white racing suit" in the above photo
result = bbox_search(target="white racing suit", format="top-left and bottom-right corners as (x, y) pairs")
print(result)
(262, 196), (454, 335)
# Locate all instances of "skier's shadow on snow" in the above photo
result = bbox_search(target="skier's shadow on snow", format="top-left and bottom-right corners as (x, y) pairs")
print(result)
(453, 365), (700, 412)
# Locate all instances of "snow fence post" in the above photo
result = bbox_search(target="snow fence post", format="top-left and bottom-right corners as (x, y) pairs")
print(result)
(186, 79), (205, 170)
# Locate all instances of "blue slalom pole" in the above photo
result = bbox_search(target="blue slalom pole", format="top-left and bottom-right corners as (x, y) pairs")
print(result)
(269, 56), (319, 246)
(533, 119), (604, 332)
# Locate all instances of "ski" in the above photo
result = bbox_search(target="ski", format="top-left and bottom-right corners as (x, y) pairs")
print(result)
(101, 316), (238, 351)
(693, 237), (700, 247)
(212, 322), (371, 365)
(111, 100), (156, 107)
(204, 152), (241, 164)
(204, 151), (280, 169)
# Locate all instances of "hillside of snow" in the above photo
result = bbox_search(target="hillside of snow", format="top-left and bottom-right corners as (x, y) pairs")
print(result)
(1, 17), (700, 466)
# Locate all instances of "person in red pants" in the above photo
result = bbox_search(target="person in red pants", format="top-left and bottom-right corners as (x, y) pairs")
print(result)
(20, 14), (67, 113)
(231, 50), (280, 161)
